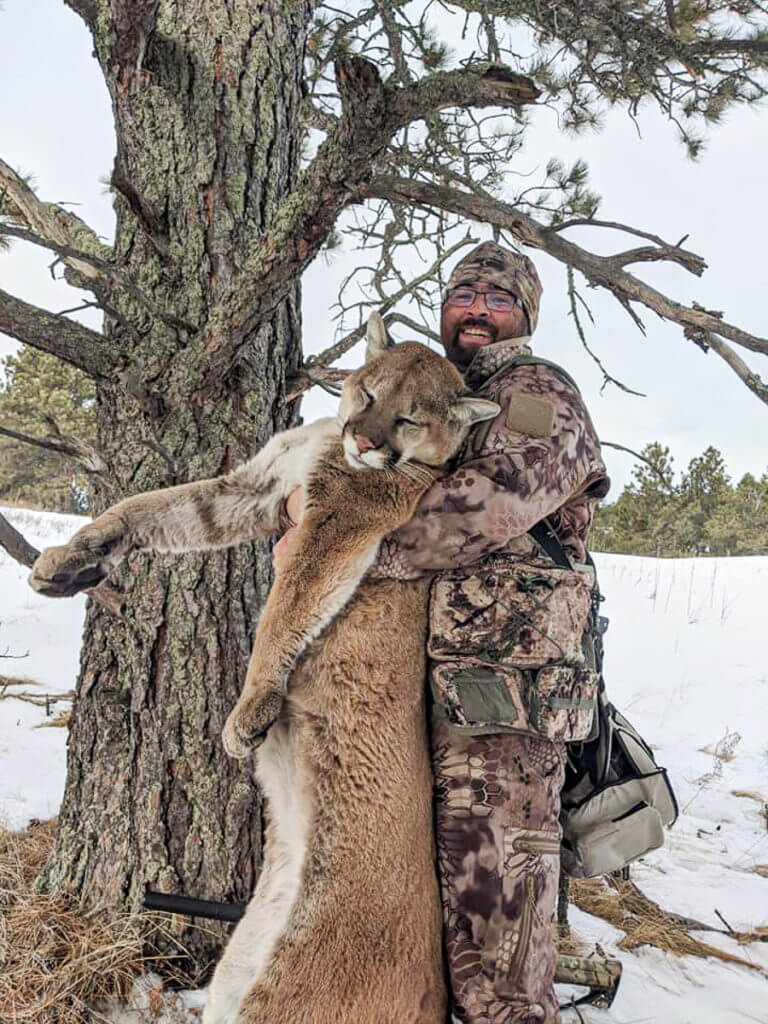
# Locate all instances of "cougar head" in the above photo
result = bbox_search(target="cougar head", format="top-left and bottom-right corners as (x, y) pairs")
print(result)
(338, 313), (500, 474)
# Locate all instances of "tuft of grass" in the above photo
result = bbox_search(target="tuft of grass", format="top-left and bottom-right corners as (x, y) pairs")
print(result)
(0, 818), (203, 1024)
(34, 709), (72, 729)
(570, 875), (768, 976)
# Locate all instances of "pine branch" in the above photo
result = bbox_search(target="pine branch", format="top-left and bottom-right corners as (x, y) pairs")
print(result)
(360, 175), (768, 404)
(202, 58), (539, 383)
(0, 288), (116, 379)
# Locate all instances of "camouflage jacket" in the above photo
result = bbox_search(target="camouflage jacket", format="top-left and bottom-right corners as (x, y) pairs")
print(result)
(373, 336), (610, 580)
(371, 336), (609, 740)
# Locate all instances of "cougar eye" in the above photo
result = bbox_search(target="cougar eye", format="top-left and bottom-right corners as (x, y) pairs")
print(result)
(360, 387), (374, 405)
(394, 416), (423, 429)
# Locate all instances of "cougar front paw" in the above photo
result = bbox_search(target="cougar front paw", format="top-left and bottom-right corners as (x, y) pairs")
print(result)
(222, 690), (284, 759)
(29, 529), (129, 598)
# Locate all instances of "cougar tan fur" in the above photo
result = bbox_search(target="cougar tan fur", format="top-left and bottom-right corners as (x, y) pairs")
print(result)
(29, 315), (500, 1024)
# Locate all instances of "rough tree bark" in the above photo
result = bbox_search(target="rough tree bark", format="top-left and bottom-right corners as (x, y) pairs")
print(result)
(35, 1), (310, 964)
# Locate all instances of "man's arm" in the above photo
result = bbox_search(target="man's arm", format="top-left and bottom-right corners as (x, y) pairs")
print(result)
(371, 365), (607, 578)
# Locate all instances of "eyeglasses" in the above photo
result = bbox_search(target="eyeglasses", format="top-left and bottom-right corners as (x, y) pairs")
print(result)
(444, 287), (523, 312)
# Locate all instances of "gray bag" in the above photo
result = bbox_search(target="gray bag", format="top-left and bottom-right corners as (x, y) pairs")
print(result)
(527, 520), (678, 878)
(560, 675), (678, 878)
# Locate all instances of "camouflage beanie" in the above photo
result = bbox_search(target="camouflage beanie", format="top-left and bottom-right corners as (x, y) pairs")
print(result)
(444, 241), (542, 334)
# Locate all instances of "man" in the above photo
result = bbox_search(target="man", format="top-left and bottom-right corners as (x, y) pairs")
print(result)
(282, 242), (609, 1023)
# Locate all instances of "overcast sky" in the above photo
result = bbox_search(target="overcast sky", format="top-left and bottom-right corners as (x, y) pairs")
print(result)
(1, 1), (766, 495)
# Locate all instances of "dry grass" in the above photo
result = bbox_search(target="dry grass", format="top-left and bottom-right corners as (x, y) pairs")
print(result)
(570, 875), (768, 977)
(34, 709), (72, 729)
(731, 789), (766, 803)
(556, 923), (591, 958)
(0, 818), (198, 1024)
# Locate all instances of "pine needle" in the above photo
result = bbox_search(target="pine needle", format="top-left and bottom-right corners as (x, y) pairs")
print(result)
(0, 818), (201, 1024)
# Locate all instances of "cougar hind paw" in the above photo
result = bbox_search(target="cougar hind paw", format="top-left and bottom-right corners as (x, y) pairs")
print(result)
(222, 690), (284, 759)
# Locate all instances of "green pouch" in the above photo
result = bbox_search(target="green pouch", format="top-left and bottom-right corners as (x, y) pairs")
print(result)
(431, 661), (598, 741)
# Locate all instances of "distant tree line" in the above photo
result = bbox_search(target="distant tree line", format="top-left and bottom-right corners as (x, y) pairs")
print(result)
(592, 443), (768, 557)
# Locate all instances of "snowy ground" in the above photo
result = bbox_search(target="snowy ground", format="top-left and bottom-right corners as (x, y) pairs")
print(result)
(2, 505), (767, 1022)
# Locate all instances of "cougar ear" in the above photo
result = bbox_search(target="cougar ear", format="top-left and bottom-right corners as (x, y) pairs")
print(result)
(452, 396), (501, 426)
(365, 311), (392, 363)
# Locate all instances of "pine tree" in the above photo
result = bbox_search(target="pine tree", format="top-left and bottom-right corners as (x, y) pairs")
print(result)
(0, 348), (95, 511)
(704, 470), (768, 554)
(674, 447), (731, 553)
(592, 443), (676, 554)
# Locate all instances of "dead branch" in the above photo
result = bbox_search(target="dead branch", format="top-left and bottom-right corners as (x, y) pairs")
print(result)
(0, 422), (107, 473)
(384, 312), (441, 344)
(611, 244), (706, 276)
(0, 688), (74, 709)
(0, 287), (116, 379)
(566, 265), (645, 396)
(695, 331), (768, 406)
(0, 224), (195, 333)
(0, 512), (40, 568)
(0, 158), (110, 278)
(202, 57), (539, 384)
(285, 366), (350, 404)
(599, 442), (676, 492)
(361, 175), (768, 405)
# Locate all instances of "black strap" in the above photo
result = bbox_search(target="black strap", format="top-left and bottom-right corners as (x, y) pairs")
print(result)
(528, 518), (573, 569)
(477, 354), (582, 396)
(144, 891), (245, 922)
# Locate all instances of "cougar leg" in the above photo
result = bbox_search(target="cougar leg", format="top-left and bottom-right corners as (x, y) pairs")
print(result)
(203, 720), (312, 1024)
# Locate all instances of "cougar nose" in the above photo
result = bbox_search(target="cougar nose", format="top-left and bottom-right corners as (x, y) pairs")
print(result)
(356, 434), (376, 452)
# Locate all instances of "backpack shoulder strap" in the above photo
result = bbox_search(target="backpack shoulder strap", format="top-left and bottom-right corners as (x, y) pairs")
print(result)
(528, 518), (573, 569)
(477, 354), (582, 396)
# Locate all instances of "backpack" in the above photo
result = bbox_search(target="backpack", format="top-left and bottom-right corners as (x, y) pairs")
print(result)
(560, 671), (679, 878)
(530, 518), (679, 878)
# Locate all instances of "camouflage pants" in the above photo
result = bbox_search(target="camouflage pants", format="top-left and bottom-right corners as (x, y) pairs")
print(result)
(432, 710), (565, 1024)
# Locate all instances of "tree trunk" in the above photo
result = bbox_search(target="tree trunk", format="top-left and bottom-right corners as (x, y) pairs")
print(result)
(38, 1), (311, 966)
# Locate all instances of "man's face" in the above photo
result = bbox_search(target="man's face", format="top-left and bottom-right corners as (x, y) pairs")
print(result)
(441, 281), (529, 369)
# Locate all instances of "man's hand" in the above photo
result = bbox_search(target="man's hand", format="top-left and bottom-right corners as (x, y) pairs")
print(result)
(285, 485), (304, 526)
(272, 527), (297, 573)
(273, 486), (304, 574)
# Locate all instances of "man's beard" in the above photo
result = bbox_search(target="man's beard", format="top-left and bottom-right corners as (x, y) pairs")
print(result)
(443, 319), (499, 369)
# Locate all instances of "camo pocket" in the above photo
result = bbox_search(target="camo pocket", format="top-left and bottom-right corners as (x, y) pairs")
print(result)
(428, 560), (594, 668)
(528, 664), (599, 742)
(430, 661), (599, 741)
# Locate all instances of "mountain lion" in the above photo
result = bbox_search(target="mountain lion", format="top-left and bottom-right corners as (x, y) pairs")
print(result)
(29, 315), (500, 1024)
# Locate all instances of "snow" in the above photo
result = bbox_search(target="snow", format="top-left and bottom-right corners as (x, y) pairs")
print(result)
(0, 505), (88, 827)
(2, 505), (767, 1021)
